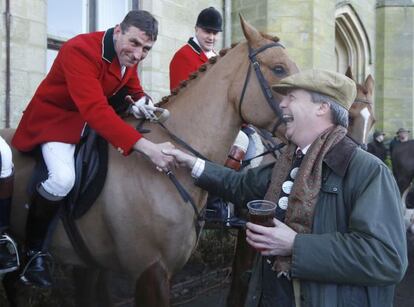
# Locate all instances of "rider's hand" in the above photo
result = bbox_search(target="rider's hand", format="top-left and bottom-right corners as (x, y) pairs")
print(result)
(162, 148), (197, 169)
(127, 95), (156, 120)
(133, 138), (175, 172)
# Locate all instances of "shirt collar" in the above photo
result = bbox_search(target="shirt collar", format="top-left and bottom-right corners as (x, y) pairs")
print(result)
(190, 36), (216, 58)
(297, 144), (311, 155)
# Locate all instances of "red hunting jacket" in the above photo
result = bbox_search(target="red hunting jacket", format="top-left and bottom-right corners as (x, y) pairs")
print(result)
(169, 38), (209, 91)
(12, 28), (144, 156)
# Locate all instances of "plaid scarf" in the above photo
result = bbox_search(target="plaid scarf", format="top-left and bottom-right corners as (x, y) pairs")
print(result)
(264, 125), (348, 275)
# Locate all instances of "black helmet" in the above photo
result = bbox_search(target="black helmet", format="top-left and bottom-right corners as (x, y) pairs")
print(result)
(196, 7), (222, 32)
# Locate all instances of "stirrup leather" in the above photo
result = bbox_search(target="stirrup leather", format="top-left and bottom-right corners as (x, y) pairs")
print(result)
(0, 233), (20, 274)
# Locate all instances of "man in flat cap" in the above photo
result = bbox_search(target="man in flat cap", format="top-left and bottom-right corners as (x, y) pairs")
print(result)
(164, 69), (406, 307)
(389, 127), (411, 155)
(367, 130), (387, 161)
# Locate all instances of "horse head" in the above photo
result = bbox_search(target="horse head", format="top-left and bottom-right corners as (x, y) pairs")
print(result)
(345, 66), (376, 148)
(228, 16), (299, 140)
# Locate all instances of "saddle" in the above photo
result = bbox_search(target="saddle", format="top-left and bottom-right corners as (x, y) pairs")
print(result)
(28, 126), (108, 219)
(27, 86), (132, 218)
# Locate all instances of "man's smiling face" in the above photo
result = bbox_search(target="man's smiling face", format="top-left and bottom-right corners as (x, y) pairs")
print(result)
(113, 25), (154, 67)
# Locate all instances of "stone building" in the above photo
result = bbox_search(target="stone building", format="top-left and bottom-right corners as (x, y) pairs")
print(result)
(0, 0), (413, 134)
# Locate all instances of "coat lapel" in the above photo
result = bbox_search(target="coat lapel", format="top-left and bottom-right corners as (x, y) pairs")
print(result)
(102, 28), (122, 81)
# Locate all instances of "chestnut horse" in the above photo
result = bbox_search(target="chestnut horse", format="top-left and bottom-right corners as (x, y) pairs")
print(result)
(226, 68), (376, 307)
(1, 17), (298, 306)
(345, 67), (376, 148)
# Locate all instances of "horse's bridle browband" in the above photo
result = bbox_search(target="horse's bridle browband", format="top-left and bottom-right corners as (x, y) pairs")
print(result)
(354, 98), (372, 105)
(238, 42), (285, 135)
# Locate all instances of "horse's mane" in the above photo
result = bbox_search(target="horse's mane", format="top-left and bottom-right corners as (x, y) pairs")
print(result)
(157, 34), (280, 107)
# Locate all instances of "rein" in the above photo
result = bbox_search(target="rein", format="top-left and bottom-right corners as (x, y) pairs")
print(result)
(238, 42), (285, 135)
(156, 122), (209, 237)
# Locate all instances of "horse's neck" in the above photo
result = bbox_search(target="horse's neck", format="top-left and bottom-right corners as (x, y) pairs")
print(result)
(165, 50), (246, 162)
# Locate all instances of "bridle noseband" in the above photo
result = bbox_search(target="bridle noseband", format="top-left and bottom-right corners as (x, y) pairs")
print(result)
(238, 42), (285, 135)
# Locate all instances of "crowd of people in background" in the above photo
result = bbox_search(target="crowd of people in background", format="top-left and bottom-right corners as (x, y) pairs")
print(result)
(368, 127), (411, 162)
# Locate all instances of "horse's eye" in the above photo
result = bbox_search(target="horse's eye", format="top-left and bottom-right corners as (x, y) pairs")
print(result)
(272, 65), (286, 77)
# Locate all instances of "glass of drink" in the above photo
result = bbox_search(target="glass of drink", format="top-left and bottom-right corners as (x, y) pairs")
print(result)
(246, 200), (276, 227)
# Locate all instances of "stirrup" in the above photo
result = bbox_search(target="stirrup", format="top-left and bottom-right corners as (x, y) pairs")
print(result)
(0, 233), (20, 274)
(225, 216), (247, 229)
(19, 251), (53, 285)
(205, 204), (247, 229)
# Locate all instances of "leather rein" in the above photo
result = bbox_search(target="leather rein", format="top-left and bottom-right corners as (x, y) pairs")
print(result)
(238, 42), (286, 136)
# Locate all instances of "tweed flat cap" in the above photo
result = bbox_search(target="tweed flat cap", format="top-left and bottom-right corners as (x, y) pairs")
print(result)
(271, 69), (357, 110)
(396, 128), (410, 134)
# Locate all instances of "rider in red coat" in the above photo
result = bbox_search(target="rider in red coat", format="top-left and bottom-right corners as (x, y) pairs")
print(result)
(12, 10), (175, 288)
(169, 7), (222, 91)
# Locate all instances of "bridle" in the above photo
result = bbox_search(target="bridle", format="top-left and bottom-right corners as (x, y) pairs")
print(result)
(354, 97), (372, 105)
(142, 42), (289, 235)
(238, 41), (285, 135)
(348, 95), (374, 150)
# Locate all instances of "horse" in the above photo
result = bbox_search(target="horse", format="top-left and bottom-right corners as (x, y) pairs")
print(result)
(226, 67), (377, 307)
(345, 66), (376, 148)
(1, 16), (299, 306)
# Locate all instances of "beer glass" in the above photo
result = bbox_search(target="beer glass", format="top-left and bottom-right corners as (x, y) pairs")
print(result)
(247, 200), (276, 227)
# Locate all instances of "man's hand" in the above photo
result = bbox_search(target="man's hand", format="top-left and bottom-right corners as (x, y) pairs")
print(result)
(126, 95), (156, 120)
(161, 148), (197, 169)
(133, 138), (175, 172)
(246, 218), (297, 256)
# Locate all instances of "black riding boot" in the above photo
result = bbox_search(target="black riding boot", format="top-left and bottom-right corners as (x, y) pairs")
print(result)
(20, 187), (62, 288)
(0, 173), (18, 272)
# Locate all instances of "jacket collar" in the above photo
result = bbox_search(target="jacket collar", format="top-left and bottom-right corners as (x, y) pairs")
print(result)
(102, 28), (116, 63)
(323, 135), (358, 177)
(187, 37), (203, 55)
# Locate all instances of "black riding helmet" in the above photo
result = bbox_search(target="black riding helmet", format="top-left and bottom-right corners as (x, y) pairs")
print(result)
(196, 7), (223, 32)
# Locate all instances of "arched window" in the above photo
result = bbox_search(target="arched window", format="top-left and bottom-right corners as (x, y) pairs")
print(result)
(335, 4), (372, 82)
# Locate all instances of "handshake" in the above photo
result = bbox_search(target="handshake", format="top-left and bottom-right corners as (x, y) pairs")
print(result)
(126, 95), (169, 122)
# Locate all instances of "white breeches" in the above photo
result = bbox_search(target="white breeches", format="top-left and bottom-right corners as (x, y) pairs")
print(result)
(0, 136), (13, 178)
(41, 142), (76, 198)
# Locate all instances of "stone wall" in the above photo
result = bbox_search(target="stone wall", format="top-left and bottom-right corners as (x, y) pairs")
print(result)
(0, 0), (47, 128)
(231, 0), (336, 70)
(376, 2), (414, 133)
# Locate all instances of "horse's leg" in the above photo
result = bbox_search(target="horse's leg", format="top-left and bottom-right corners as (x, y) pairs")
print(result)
(227, 230), (256, 307)
(73, 267), (113, 307)
(135, 261), (170, 307)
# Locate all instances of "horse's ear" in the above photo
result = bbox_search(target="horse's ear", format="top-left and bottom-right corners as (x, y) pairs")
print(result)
(365, 74), (375, 94)
(345, 66), (354, 80)
(240, 14), (262, 47)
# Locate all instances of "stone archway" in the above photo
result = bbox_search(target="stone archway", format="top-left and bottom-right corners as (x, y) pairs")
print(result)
(335, 4), (372, 82)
